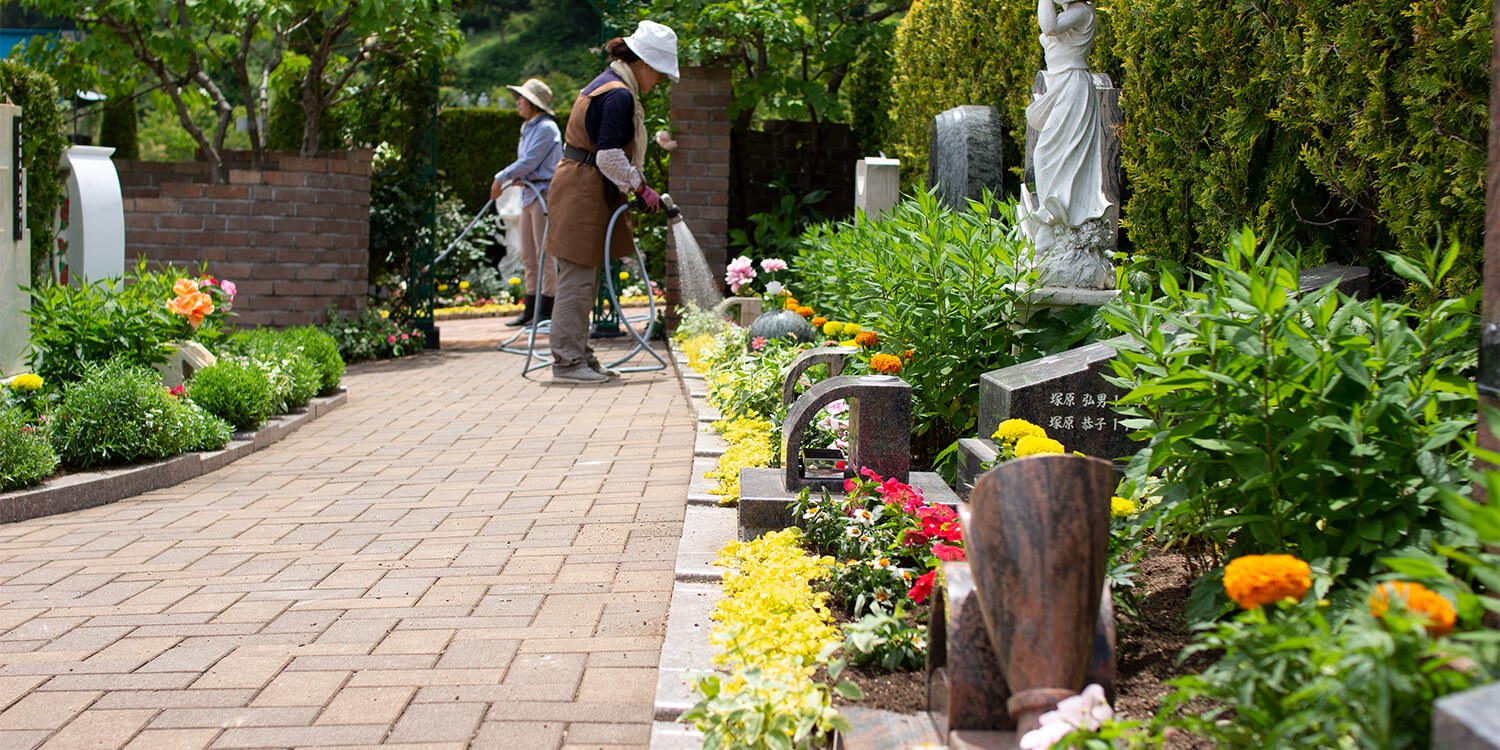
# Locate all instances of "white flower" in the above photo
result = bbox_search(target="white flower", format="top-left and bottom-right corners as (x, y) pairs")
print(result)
(655, 129), (678, 151)
(852, 508), (875, 525)
(845, 527), (861, 539)
(802, 506), (821, 520)
(765, 280), (784, 296)
(1018, 684), (1113, 750)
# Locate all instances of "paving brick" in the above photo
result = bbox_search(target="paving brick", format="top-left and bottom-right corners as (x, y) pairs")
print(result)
(315, 686), (413, 726)
(386, 701), (486, 744)
(40, 708), (155, 749)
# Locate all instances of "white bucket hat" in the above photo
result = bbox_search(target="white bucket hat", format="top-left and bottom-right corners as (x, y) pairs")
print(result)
(505, 78), (555, 115)
(623, 20), (680, 83)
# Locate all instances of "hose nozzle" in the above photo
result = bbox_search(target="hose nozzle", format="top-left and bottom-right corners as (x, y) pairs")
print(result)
(660, 192), (682, 222)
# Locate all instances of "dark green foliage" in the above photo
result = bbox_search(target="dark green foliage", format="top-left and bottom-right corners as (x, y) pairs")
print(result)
(24, 261), (227, 386)
(188, 358), (276, 432)
(222, 329), (321, 413)
(0, 61), (67, 283)
(266, 72), (350, 152)
(0, 405), (57, 490)
(284, 326), (345, 395)
(1104, 230), (1476, 587)
(436, 106), (529, 212)
(318, 307), (429, 362)
(848, 42), (895, 157)
(51, 359), (231, 468)
(98, 96), (139, 160)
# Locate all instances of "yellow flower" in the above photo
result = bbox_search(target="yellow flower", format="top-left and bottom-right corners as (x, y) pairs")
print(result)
(438, 283), (449, 291)
(8, 373), (42, 391)
(1223, 554), (1312, 609)
(1370, 581), (1456, 636)
(619, 271), (630, 281)
(508, 277), (522, 285)
(843, 323), (862, 335)
(459, 281), (470, 289)
(993, 418), (1047, 445)
(1013, 435), (1065, 456)
(1110, 496), (1136, 518)
(822, 321), (844, 336)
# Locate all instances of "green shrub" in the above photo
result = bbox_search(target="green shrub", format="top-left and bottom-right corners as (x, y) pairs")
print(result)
(1105, 229), (1476, 605)
(188, 358), (276, 432)
(319, 308), (428, 363)
(0, 405), (58, 490)
(177, 400), (232, 453)
(436, 107), (528, 213)
(0, 61), (68, 283)
(51, 359), (228, 468)
(224, 329), (320, 412)
(794, 189), (1101, 463)
(284, 326), (344, 395)
(98, 97), (139, 160)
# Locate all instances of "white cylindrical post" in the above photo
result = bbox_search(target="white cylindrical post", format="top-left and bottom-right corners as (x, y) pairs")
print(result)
(59, 145), (126, 284)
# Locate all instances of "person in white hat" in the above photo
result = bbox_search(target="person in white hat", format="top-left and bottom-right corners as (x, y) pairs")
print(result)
(490, 78), (563, 328)
(542, 20), (680, 384)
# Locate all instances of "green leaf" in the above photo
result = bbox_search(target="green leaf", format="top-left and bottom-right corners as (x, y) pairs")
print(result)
(833, 680), (864, 700)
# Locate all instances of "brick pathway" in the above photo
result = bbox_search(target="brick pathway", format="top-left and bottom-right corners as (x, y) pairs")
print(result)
(0, 320), (694, 749)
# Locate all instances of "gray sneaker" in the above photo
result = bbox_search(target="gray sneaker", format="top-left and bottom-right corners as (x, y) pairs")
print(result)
(553, 364), (608, 384)
(589, 361), (622, 379)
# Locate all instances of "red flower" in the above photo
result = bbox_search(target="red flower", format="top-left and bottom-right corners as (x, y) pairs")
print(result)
(843, 478), (858, 493)
(902, 530), (930, 548)
(918, 505), (963, 543)
(835, 460), (846, 471)
(909, 570), (936, 604)
(932, 542), (967, 562)
(169, 384), (187, 398)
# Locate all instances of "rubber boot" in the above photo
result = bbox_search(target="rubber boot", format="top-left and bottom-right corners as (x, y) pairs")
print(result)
(537, 295), (555, 323)
(505, 296), (534, 327)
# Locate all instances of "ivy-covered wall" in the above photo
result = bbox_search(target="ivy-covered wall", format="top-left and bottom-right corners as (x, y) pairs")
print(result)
(0, 61), (67, 284)
(889, 0), (1489, 284)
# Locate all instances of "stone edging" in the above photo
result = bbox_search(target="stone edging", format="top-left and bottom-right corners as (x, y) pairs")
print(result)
(651, 344), (737, 749)
(0, 389), (348, 524)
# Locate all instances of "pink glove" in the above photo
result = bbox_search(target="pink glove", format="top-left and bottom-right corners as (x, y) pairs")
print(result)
(635, 183), (663, 212)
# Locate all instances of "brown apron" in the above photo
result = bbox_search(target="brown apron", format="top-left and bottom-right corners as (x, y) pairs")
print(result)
(544, 80), (636, 269)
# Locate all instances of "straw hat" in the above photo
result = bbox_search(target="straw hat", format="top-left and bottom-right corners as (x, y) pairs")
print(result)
(623, 21), (680, 83)
(505, 79), (555, 116)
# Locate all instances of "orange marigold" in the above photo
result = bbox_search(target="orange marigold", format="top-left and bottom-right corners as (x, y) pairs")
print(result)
(811, 316), (828, 328)
(784, 297), (800, 310)
(1369, 581), (1456, 636)
(854, 331), (879, 348)
(795, 306), (815, 318)
(1222, 554), (1311, 609)
(870, 353), (903, 375)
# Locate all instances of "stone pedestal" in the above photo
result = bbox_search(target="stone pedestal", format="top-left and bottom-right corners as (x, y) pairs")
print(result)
(713, 296), (762, 327)
(781, 346), (858, 406)
(0, 103), (30, 377)
(59, 145), (125, 284)
(856, 157), (901, 219)
(929, 106), (1004, 211)
(1433, 681), (1500, 749)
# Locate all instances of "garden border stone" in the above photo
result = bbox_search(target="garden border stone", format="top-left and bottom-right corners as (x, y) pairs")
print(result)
(0, 388), (347, 524)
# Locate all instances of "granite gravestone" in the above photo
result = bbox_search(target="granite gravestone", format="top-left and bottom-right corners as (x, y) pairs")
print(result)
(929, 106), (1005, 211)
(979, 339), (1133, 462)
(0, 103), (29, 378)
(1432, 681), (1500, 749)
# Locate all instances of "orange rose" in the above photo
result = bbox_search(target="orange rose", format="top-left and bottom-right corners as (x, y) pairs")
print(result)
(167, 291), (215, 328)
(870, 353), (903, 375)
(1370, 581), (1456, 636)
(1223, 554), (1311, 609)
(173, 278), (199, 296)
(855, 331), (879, 348)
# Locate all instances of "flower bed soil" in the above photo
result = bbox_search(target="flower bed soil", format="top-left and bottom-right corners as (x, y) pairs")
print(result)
(822, 544), (1217, 743)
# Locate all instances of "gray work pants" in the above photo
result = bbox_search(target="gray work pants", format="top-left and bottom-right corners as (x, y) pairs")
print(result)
(550, 256), (599, 370)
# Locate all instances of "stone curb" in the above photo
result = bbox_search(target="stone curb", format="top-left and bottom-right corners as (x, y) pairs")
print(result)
(0, 388), (348, 524)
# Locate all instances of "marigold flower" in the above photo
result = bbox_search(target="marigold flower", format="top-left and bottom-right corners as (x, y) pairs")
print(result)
(1223, 554), (1311, 609)
(1014, 435), (1065, 456)
(8, 373), (42, 391)
(795, 306), (815, 318)
(854, 330), (879, 348)
(993, 418), (1048, 445)
(810, 316), (828, 328)
(1110, 496), (1137, 518)
(438, 283), (449, 291)
(902, 349), (913, 359)
(1369, 581), (1456, 636)
(509, 277), (522, 285)
(784, 297), (800, 310)
(822, 321), (844, 336)
(460, 281), (471, 289)
(870, 353), (903, 375)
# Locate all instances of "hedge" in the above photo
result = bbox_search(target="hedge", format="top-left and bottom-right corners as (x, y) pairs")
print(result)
(0, 61), (67, 284)
(436, 106), (571, 213)
(888, 0), (1489, 284)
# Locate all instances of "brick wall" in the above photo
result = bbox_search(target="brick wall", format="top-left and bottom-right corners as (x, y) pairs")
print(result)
(733, 120), (858, 234)
(666, 66), (732, 314)
(117, 150), (371, 328)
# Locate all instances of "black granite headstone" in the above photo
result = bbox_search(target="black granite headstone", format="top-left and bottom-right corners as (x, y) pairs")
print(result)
(979, 339), (1134, 462)
(929, 105), (1005, 211)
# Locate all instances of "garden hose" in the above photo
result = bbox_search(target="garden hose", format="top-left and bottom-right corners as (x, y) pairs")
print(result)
(421, 198), (495, 274)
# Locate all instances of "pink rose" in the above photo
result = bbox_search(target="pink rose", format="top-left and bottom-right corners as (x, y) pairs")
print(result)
(386, 334), (397, 344)
(400, 333), (409, 341)
(220, 280), (237, 298)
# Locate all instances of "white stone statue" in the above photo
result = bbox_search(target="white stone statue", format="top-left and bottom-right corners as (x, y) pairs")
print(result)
(1018, 0), (1116, 290)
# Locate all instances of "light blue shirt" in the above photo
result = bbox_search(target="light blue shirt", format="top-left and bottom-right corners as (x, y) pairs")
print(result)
(494, 115), (561, 207)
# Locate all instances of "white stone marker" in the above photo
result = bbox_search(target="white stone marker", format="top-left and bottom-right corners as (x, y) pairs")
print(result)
(59, 145), (125, 284)
(855, 157), (900, 220)
(1, 103), (31, 378)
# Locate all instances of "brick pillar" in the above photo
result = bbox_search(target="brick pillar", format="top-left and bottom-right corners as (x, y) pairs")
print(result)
(666, 66), (732, 327)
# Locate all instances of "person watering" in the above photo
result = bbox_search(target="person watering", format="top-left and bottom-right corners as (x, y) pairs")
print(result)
(490, 78), (563, 328)
(543, 20), (678, 384)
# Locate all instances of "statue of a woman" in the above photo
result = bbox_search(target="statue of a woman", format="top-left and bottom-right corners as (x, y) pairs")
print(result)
(1019, 0), (1116, 290)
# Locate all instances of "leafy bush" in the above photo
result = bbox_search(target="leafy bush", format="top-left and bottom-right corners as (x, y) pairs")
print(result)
(51, 359), (230, 468)
(0, 405), (58, 490)
(0, 61), (68, 282)
(188, 358), (276, 432)
(793, 189), (1097, 462)
(1104, 230), (1476, 599)
(319, 307), (428, 363)
(223, 329), (320, 412)
(283, 327), (344, 395)
(25, 261), (232, 386)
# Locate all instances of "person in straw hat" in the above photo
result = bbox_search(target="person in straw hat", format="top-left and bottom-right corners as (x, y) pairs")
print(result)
(542, 20), (679, 384)
(490, 78), (563, 328)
